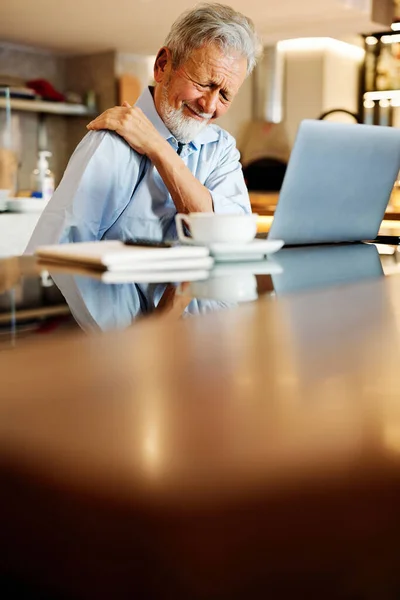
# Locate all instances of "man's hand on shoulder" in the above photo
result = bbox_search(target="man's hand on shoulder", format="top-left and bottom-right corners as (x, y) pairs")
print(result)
(87, 101), (213, 213)
(86, 101), (167, 159)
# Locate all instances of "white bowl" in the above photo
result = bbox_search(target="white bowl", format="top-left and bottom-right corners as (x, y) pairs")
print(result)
(6, 197), (48, 213)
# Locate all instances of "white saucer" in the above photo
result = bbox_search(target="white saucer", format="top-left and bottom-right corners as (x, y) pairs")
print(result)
(208, 239), (284, 262)
(212, 259), (282, 277)
(6, 197), (48, 213)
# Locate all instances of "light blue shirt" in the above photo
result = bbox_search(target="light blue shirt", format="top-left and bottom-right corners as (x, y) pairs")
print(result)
(26, 87), (250, 252)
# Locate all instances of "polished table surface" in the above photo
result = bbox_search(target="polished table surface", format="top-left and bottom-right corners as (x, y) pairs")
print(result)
(3, 245), (400, 598)
(1, 241), (397, 335)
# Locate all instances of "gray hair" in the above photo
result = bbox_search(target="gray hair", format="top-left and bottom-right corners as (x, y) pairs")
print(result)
(164, 3), (262, 76)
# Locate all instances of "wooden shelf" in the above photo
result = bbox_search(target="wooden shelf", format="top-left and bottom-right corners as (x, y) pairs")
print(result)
(0, 97), (96, 116)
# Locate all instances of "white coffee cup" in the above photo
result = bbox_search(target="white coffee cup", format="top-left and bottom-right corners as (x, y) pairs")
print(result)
(175, 212), (258, 245)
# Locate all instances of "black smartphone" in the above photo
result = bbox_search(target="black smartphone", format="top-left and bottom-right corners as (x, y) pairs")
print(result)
(370, 235), (400, 245)
(124, 238), (174, 248)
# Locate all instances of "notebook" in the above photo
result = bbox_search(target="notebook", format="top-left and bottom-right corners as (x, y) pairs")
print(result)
(35, 240), (212, 271)
(39, 260), (211, 284)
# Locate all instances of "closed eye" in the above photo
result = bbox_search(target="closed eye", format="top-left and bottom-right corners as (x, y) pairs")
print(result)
(195, 79), (231, 102)
(220, 90), (230, 102)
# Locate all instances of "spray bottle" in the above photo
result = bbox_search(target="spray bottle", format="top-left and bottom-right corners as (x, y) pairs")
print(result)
(31, 151), (54, 202)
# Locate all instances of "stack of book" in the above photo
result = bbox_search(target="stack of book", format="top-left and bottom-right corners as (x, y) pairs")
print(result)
(35, 240), (213, 283)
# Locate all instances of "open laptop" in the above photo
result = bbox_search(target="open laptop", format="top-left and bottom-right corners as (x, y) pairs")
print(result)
(267, 120), (400, 245)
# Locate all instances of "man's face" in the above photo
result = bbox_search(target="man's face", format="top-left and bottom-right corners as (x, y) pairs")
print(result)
(154, 44), (247, 143)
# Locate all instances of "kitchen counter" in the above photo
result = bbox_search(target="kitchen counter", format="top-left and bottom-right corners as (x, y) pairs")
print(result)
(250, 191), (400, 220)
(0, 212), (42, 257)
(1, 192), (400, 260)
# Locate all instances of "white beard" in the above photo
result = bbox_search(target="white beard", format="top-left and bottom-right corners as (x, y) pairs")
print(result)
(159, 85), (212, 143)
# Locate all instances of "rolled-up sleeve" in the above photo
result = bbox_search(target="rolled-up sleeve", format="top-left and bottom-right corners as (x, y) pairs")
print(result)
(25, 131), (141, 253)
(204, 134), (251, 215)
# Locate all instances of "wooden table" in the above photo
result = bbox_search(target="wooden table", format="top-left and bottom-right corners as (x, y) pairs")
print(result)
(2, 261), (400, 598)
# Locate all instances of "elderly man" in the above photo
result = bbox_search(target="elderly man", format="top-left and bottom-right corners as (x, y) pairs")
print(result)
(26, 3), (261, 251)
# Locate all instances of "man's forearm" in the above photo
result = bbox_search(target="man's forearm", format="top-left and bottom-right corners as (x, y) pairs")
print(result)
(148, 139), (213, 214)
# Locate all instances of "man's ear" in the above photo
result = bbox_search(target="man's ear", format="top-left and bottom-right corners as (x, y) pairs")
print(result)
(154, 47), (171, 83)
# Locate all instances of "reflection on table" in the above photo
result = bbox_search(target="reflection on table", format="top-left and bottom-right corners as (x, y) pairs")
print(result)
(0, 243), (391, 337)
(46, 242), (384, 331)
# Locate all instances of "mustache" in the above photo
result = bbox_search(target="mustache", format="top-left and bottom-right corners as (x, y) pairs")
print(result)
(183, 103), (213, 120)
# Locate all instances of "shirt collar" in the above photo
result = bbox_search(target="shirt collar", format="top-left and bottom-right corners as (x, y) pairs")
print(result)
(135, 86), (172, 141)
(190, 124), (219, 150)
(135, 86), (219, 151)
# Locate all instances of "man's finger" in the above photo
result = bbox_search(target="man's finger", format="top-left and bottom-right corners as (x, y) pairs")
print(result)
(122, 101), (132, 108)
(87, 107), (127, 126)
(87, 117), (119, 131)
